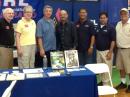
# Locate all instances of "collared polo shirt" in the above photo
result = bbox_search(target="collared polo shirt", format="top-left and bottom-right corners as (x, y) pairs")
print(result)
(0, 18), (14, 46)
(36, 17), (56, 51)
(95, 24), (116, 51)
(76, 19), (95, 52)
(15, 17), (36, 46)
(116, 19), (130, 48)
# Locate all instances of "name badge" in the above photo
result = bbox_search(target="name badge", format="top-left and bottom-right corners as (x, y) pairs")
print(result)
(25, 24), (28, 27)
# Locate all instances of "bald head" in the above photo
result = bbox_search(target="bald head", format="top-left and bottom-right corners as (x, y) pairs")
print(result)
(2, 8), (14, 22)
(60, 10), (68, 22)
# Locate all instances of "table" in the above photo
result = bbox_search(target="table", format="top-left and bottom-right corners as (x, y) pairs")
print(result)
(0, 68), (98, 97)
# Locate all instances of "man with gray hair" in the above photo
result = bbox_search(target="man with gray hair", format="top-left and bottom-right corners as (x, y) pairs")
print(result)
(0, 8), (14, 69)
(36, 5), (56, 67)
(116, 8), (130, 93)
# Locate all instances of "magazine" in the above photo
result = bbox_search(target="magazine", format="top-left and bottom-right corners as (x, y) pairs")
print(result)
(50, 51), (65, 69)
(64, 50), (79, 68)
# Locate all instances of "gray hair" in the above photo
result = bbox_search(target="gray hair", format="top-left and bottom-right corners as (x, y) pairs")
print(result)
(23, 5), (33, 13)
(43, 5), (53, 12)
(2, 8), (14, 14)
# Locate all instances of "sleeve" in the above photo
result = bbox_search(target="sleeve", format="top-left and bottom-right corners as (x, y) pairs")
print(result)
(55, 23), (60, 50)
(15, 20), (22, 34)
(89, 21), (96, 36)
(71, 22), (78, 48)
(36, 20), (43, 37)
(110, 26), (116, 41)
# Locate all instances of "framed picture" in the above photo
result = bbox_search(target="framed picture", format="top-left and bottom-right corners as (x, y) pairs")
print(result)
(64, 50), (79, 68)
(50, 51), (65, 69)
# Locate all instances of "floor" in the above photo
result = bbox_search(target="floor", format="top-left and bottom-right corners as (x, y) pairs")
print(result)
(100, 89), (130, 97)
(99, 68), (130, 97)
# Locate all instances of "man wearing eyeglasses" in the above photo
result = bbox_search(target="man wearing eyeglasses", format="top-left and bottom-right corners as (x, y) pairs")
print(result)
(0, 8), (15, 69)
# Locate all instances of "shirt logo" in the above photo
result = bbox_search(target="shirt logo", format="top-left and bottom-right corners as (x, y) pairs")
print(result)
(76, 24), (80, 28)
(103, 29), (107, 32)
(5, 26), (10, 29)
(25, 24), (28, 27)
(96, 29), (99, 33)
(84, 25), (89, 27)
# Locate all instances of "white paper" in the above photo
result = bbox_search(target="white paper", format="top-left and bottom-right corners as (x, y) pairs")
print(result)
(23, 68), (43, 74)
(12, 71), (19, 73)
(67, 68), (86, 72)
(47, 72), (60, 77)
(2, 71), (9, 74)
(0, 73), (6, 81)
(26, 73), (44, 78)
(6, 73), (25, 80)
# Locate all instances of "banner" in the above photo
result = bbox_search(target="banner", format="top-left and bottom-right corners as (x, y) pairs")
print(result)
(0, 0), (44, 23)
(128, 0), (130, 10)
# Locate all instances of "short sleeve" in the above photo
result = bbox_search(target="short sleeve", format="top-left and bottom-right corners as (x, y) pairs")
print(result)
(89, 21), (95, 35)
(15, 20), (22, 34)
(110, 26), (116, 41)
(36, 20), (43, 37)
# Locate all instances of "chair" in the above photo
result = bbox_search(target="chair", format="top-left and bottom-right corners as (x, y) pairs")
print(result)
(85, 63), (117, 96)
(2, 80), (17, 97)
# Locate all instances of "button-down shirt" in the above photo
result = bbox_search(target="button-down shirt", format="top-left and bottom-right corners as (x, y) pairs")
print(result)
(36, 17), (56, 51)
(116, 19), (130, 48)
(56, 21), (77, 50)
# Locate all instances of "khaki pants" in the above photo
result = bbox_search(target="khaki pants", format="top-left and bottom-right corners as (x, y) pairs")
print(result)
(97, 50), (113, 83)
(116, 48), (130, 73)
(0, 47), (13, 69)
(18, 45), (36, 69)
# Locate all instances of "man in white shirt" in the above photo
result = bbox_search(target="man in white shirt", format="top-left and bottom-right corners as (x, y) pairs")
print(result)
(116, 8), (130, 93)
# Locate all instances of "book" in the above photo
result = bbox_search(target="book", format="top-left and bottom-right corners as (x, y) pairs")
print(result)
(50, 51), (65, 69)
(64, 50), (79, 68)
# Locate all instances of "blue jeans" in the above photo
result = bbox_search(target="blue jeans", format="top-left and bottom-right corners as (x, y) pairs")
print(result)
(78, 52), (93, 66)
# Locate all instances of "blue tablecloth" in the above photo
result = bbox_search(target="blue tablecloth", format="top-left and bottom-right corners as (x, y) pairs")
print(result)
(0, 68), (98, 97)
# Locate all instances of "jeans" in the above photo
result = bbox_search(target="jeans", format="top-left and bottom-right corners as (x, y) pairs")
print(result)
(78, 51), (93, 66)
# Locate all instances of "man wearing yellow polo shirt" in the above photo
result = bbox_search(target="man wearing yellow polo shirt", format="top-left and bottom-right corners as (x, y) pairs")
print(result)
(15, 5), (36, 69)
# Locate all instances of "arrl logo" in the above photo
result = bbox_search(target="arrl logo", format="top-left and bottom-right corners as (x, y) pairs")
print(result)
(1, 0), (28, 6)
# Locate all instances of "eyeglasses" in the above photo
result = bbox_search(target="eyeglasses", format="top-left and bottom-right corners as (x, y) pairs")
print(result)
(24, 11), (33, 13)
(6, 13), (14, 15)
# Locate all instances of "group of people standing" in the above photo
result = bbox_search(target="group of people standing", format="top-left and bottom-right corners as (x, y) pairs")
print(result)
(0, 4), (130, 92)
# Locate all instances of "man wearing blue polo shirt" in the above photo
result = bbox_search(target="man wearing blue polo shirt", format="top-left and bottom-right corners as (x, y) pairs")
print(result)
(95, 12), (116, 85)
(76, 8), (95, 66)
(36, 5), (56, 67)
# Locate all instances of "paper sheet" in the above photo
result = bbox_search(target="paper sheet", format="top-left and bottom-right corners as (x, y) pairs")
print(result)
(67, 68), (86, 72)
(26, 73), (44, 78)
(23, 68), (43, 74)
(0, 73), (6, 81)
(47, 72), (60, 77)
(6, 73), (25, 80)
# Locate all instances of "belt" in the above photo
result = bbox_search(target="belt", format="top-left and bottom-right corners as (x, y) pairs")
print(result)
(118, 48), (130, 49)
(0, 45), (13, 48)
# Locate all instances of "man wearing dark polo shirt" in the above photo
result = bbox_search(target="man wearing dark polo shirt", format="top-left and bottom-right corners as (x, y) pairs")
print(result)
(56, 10), (77, 50)
(0, 8), (14, 69)
(95, 12), (116, 85)
(76, 8), (95, 66)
